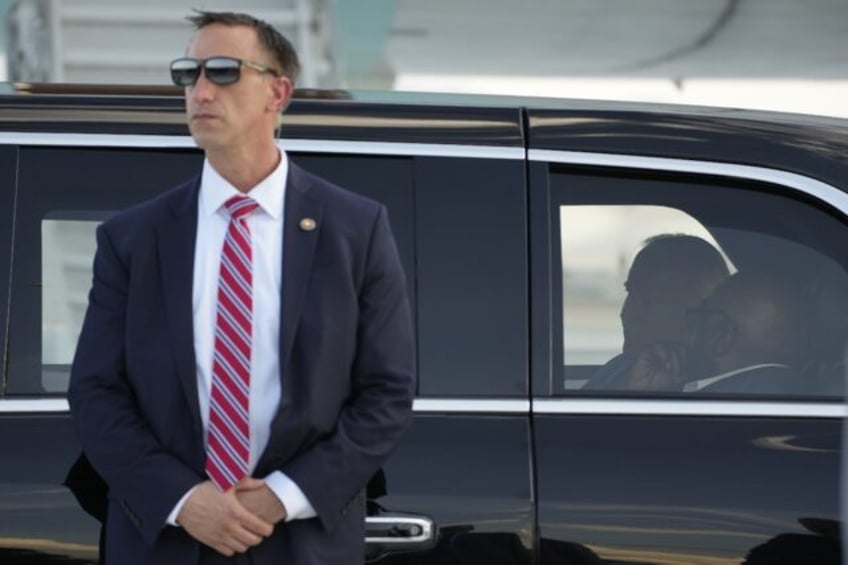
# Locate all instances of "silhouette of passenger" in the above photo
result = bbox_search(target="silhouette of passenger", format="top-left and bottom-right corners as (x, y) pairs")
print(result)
(681, 271), (809, 394)
(584, 234), (729, 390)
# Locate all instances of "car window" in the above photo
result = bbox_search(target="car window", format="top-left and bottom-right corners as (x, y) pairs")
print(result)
(7, 147), (421, 396)
(550, 168), (848, 399)
(6, 146), (203, 395)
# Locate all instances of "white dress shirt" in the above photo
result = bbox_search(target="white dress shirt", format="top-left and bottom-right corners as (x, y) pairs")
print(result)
(682, 363), (791, 391)
(167, 152), (316, 526)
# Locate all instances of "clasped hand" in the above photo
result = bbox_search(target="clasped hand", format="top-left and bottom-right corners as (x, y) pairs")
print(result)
(177, 478), (287, 556)
(627, 342), (687, 391)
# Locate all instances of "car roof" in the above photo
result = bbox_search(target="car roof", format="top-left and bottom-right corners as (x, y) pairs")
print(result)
(0, 83), (846, 188)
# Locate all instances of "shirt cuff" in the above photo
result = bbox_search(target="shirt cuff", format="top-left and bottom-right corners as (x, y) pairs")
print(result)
(264, 471), (317, 521)
(166, 484), (200, 527)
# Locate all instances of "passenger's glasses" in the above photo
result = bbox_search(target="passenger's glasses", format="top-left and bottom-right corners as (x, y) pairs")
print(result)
(170, 57), (280, 87)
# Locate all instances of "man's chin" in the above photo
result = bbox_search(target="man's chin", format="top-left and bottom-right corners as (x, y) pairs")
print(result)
(189, 131), (222, 152)
(188, 123), (223, 149)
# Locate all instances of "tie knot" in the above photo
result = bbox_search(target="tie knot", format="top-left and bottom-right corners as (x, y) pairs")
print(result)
(225, 195), (259, 220)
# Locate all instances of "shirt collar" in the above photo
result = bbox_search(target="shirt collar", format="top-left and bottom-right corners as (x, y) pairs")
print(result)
(199, 150), (288, 219)
(683, 363), (791, 392)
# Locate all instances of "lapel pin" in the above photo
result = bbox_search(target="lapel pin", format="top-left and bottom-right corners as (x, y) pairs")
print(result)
(299, 217), (316, 231)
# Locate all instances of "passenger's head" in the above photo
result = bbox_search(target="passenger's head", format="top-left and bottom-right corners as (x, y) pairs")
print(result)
(685, 271), (809, 380)
(621, 234), (730, 356)
(176, 11), (299, 152)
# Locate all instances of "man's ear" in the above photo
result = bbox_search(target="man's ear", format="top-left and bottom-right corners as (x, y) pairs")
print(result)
(268, 76), (294, 114)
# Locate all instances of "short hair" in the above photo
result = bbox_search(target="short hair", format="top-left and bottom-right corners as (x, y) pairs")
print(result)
(187, 10), (301, 85)
(634, 234), (730, 296)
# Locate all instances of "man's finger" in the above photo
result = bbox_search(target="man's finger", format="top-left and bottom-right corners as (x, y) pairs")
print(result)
(213, 543), (235, 557)
(237, 507), (274, 537)
(229, 524), (265, 548)
(226, 494), (274, 537)
(226, 537), (250, 554)
(235, 477), (266, 491)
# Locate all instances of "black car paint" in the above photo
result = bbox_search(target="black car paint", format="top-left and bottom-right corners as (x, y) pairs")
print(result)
(0, 92), (843, 564)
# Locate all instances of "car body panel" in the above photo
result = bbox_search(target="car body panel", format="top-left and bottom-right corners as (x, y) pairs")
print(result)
(0, 89), (844, 564)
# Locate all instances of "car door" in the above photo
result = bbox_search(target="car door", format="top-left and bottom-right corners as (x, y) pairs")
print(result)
(294, 141), (534, 564)
(1, 143), (202, 564)
(529, 144), (845, 564)
(0, 109), (535, 563)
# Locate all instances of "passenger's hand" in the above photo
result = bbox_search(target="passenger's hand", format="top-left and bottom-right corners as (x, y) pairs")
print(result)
(235, 477), (288, 525)
(629, 342), (687, 390)
(176, 480), (273, 556)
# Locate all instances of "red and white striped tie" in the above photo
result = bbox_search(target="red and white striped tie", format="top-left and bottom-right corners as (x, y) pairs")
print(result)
(206, 195), (258, 492)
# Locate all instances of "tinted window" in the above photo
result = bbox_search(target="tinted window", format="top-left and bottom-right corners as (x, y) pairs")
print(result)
(7, 148), (418, 395)
(7, 147), (202, 395)
(295, 153), (528, 397)
(291, 154), (416, 308)
(8, 145), (522, 398)
(549, 168), (848, 399)
(413, 157), (527, 396)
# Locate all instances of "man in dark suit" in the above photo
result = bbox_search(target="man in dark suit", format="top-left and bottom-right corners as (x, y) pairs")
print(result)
(681, 270), (807, 394)
(628, 270), (808, 394)
(67, 10), (415, 565)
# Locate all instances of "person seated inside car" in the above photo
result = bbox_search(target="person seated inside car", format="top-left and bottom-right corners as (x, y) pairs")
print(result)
(626, 270), (810, 394)
(583, 233), (729, 390)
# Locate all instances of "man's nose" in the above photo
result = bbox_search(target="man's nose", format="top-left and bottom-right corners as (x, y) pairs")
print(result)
(620, 295), (633, 320)
(190, 72), (216, 102)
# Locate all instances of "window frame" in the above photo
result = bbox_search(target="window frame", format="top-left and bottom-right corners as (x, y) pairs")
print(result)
(0, 146), (17, 397)
(530, 149), (848, 411)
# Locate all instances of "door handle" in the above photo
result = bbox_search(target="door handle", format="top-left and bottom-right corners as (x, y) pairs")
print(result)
(365, 515), (435, 546)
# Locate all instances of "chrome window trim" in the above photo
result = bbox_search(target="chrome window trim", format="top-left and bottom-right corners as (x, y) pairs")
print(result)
(530, 149), (848, 214)
(0, 398), (533, 414)
(0, 399), (70, 413)
(0, 132), (524, 160)
(533, 149), (848, 408)
(533, 398), (846, 418)
(1, 397), (843, 418)
(413, 398), (530, 413)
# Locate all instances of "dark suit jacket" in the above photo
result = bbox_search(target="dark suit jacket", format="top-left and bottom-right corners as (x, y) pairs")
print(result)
(582, 352), (635, 390)
(67, 162), (416, 565)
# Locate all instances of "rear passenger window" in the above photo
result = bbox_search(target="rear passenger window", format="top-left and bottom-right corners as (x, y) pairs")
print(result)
(551, 169), (848, 399)
(7, 147), (202, 395)
(6, 147), (419, 396)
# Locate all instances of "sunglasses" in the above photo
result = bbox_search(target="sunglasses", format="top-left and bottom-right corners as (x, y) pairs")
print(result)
(170, 56), (280, 87)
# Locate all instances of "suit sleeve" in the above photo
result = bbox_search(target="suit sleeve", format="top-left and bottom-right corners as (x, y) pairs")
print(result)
(67, 223), (202, 546)
(282, 205), (416, 532)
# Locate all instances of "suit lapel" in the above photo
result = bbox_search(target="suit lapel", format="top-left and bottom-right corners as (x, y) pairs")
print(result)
(156, 177), (202, 429)
(280, 163), (324, 376)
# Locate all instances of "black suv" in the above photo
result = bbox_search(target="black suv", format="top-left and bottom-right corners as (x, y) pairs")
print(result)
(0, 87), (844, 564)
